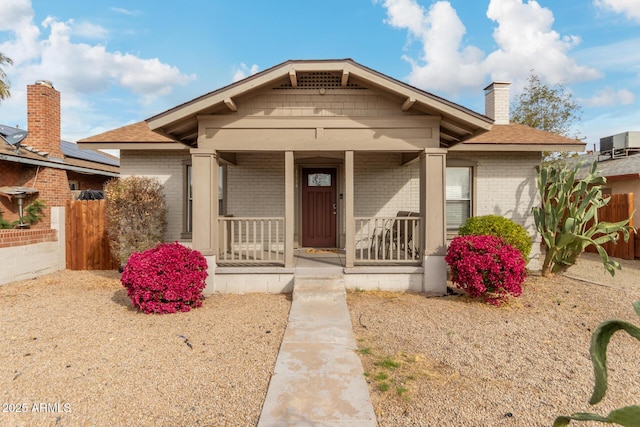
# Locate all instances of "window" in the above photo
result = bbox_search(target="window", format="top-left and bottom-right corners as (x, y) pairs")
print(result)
(446, 167), (471, 231)
(184, 164), (225, 234)
(186, 165), (193, 233)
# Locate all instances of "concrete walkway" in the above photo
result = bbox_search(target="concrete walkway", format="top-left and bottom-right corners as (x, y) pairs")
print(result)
(257, 275), (377, 426)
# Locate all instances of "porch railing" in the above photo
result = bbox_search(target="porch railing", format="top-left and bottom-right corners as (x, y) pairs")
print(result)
(355, 216), (421, 264)
(218, 217), (285, 265)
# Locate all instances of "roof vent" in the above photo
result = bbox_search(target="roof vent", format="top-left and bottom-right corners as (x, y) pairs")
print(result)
(35, 80), (54, 88)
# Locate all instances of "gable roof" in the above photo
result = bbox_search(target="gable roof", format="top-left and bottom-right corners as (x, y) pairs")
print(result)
(146, 58), (494, 147)
(78, 59), (585, 153)
(1, 123), (119, 176)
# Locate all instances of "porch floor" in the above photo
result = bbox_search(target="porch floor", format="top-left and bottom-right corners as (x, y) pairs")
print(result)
(293, 248), (344, 276)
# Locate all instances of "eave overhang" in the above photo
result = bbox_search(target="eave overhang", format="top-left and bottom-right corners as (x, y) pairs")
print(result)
(146, 59), (493, 147)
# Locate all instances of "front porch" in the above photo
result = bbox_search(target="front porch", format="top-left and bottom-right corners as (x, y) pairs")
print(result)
(193, 149), (449, 296)
(208, 248), (426, 295)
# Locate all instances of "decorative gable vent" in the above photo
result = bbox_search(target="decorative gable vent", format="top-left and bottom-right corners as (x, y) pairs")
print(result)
(275, 72), (366, 89)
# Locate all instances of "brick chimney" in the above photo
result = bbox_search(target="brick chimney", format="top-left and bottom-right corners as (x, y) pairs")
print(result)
(26, 80), (63, 159)
(484, 82), (511, 125)
(23, 80), (71, 229)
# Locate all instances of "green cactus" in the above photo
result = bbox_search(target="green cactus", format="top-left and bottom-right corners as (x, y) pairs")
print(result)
(553, 301), (640, 427)
(533, 161), (634, 277)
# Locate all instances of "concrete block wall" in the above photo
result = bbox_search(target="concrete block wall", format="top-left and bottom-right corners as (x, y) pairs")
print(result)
(0, 207), (65, 286)
(354, 152), (419, 216)
(226, 152), (285, 217)
(450, 151), (542, 266)
(466, 152), (540, 231)
(120, 150), (190, 242)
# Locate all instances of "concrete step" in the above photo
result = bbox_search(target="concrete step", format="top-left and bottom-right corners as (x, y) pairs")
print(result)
(293, 275), (345, 301)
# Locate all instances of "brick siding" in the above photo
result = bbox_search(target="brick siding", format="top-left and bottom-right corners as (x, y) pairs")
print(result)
(0, 228), (57, 248)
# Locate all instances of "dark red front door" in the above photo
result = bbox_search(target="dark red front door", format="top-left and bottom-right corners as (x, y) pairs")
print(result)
(302, 168), (337, 247)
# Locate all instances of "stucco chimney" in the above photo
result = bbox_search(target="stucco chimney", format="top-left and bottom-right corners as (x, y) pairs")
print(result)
(484, 82), (511, 125)
(26, 80), (63, 159)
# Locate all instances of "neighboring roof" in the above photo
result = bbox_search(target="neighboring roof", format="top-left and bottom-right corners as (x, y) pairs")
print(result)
(61, 140), (119, 167)
(572, 152), (640, 181)
(0, 123), (119, 176)
(145, 58), (494, 146)
(450, 123), (586, 152)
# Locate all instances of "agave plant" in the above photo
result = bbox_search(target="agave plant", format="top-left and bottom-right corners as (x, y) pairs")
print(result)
(533, 161), (634, 277)
(553, 301), (640, 427)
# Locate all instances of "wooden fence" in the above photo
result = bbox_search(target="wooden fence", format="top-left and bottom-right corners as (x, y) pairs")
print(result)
(65, 200), (118, 270)
(584, 193), (636, 260)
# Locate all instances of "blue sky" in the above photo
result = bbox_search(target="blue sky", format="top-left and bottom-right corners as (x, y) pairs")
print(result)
(0, 0), (639, 151)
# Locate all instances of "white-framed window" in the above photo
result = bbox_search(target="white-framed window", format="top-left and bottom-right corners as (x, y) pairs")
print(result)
(69, 180), (79, 190)
(186, 164), (193, 233)
(446, 166), (472, 231)
(184, 164), (225, 235)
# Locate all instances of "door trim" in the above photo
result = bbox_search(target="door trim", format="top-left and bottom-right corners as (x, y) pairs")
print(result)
(301, 167), (338, 248)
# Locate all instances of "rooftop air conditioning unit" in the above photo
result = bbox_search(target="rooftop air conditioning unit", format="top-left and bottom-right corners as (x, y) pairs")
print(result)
(599, 131), (640, 154)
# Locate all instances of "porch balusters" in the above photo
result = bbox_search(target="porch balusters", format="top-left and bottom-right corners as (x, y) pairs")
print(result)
(218, 217), (285, 265)
(354, 216), (421, 264)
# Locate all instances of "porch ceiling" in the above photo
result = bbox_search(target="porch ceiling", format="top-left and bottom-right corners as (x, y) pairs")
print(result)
(146, 59), (492, 148)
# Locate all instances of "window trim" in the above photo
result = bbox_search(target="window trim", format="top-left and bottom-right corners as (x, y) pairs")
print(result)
(182, 162), (226, 239)
(445, 161), (475, 238)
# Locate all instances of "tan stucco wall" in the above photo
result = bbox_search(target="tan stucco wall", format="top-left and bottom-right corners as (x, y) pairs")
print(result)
(120, 150), (190, 242)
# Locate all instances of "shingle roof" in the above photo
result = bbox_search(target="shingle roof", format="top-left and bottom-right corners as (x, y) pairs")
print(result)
(564, 152), (640, 183)
(1, 123), (119, 175)
(78, 121), (174, 143)
(463, 123), (585, 146)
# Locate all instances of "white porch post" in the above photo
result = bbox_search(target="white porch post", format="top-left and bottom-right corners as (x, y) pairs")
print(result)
(345, 150), (355, 268)
(419, 149), (448, 295)
(285, 151), (295, 268)
(190, 148), (219, 293)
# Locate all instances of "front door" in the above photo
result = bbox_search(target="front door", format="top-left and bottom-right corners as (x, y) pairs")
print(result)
(302, 168), (337, 247)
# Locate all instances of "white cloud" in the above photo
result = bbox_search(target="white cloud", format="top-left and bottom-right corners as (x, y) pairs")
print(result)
(111, 7), (142, 16)
(380, 0), (485, 93)
(594, 0), (640, 22)
(484, 0), (600, 84)
(72, 21), (109, 40)
(581, 87), (635, 107)
(378, 0), (600, 96)
(0, 0), (194, 139)
(233, 63), (260, 82)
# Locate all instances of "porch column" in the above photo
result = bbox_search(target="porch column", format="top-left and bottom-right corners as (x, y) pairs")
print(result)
(419, 149), (447, 295)
(285, 151), (295, 268)
(345, 150), (355, 268)
(190, 148), (219, 292)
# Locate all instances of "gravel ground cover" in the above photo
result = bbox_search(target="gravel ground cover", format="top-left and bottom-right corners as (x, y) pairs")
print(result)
(347, 253), (640, 426)
(0, 270), (290, 427)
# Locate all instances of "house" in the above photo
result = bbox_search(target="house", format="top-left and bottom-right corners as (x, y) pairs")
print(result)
(79, 59), (583, 294)
(1, 80), (119, 229)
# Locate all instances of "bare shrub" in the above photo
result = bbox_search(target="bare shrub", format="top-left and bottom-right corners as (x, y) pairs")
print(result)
(104, 176), (167, 266)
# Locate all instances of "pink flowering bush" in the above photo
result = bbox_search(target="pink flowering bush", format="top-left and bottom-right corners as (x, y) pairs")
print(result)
(121, 242), (208, 314)
(445, 235), (526, 305)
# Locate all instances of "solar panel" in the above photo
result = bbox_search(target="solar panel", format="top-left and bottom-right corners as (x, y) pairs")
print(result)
(1, 123), (119, 167)
(61, 140), (120, 167)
